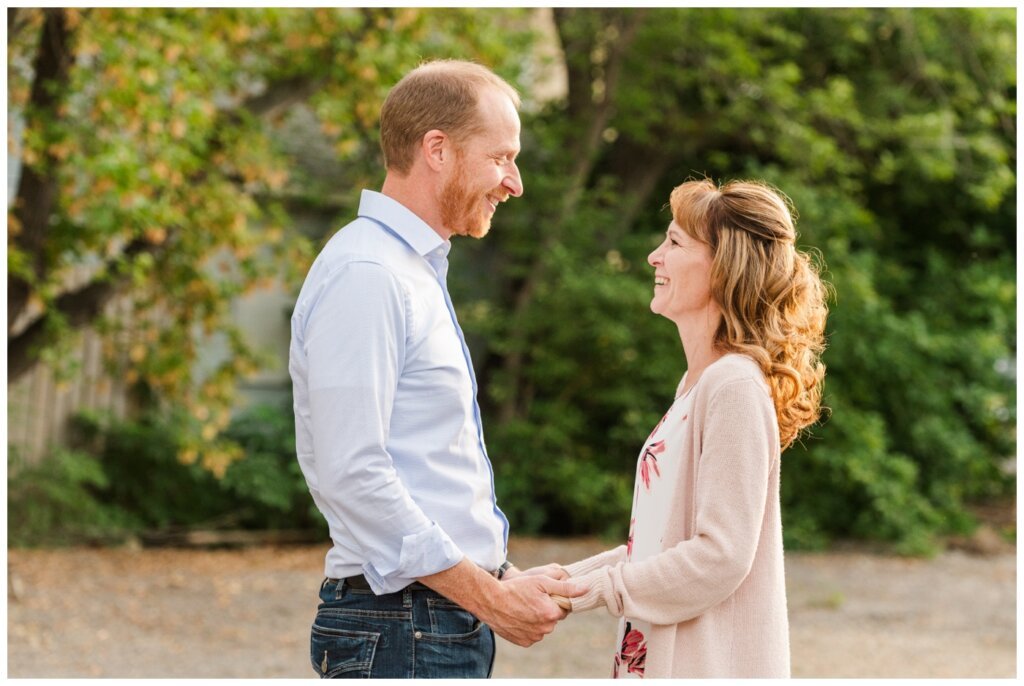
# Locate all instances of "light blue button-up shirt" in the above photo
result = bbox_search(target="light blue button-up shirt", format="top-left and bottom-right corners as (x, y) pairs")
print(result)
(289, 190), (509, 594)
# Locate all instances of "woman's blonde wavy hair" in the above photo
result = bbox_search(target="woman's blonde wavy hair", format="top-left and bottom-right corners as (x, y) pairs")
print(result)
(670, 178), (829, 449)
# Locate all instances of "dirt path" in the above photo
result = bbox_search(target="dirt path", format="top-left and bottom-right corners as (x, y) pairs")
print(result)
(6, 537), (1016, 678)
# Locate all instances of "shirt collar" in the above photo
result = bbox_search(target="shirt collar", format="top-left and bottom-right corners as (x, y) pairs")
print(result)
(358, 189), (450, 258)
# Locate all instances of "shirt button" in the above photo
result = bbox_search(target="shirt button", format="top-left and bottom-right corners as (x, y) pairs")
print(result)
(414, 631), (423, 639)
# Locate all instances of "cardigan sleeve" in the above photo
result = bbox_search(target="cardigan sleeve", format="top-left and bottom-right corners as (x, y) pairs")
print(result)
(570, 378), (777, 625)
(563, 545), (628, 578)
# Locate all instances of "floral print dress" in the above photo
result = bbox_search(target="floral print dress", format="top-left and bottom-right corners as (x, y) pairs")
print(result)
(612, 383), (695, 679)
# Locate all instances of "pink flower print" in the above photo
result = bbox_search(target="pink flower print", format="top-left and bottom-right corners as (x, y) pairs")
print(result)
(626, 518), (636, 559)
(613, 621), (647, 677)
(640, 440), (664, 491)
(646, 411), (669, 443)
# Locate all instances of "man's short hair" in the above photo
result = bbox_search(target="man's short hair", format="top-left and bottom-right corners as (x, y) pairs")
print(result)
(380, 59), (520, 174)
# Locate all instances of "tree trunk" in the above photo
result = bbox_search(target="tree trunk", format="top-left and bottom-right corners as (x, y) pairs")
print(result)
(497, 9), (646, 424)
(8, 9), (74, 333)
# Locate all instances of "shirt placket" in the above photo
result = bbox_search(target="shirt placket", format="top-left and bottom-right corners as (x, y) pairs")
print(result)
(426, 248), (510, 552)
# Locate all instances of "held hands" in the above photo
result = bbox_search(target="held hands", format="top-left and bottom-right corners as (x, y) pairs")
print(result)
(503, 563), (572, 611)
(483, 572), (587, 647)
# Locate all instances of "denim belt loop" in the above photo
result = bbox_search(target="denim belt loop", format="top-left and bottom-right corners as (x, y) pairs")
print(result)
(402, 588), (413, 608)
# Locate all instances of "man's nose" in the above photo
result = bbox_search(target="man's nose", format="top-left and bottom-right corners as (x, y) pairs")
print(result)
(503, 163), (524, 198)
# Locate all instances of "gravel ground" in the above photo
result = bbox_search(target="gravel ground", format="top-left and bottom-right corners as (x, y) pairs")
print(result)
(6, 537), (1016, 678)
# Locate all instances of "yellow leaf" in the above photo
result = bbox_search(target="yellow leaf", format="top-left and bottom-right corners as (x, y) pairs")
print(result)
(152, 160), (170, 179)
(129, 344), (146, 362)
(139, 67), (159, 86)
(144, 227), (167, 245)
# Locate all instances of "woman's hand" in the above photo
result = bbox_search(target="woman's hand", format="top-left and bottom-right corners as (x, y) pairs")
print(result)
(503, 562), (569, 581)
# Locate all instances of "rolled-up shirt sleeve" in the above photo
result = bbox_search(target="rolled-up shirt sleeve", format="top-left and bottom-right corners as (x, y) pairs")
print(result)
(303, 259), (464, 593)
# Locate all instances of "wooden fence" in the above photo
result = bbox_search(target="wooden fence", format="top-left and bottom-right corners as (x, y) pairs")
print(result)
(7, 295), (133, 465)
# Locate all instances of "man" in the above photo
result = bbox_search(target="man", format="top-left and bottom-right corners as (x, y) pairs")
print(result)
(288, 60), (585, 679)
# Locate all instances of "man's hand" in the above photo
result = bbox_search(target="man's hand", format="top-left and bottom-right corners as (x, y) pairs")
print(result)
(419, 559), (587, 648)
(480, 574), (587, 646)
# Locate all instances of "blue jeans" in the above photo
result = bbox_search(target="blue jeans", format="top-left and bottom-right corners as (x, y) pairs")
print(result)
(311, 578), (496, 678)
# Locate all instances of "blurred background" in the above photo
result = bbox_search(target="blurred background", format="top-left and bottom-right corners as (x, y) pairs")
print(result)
(6, 7), (1016, 678)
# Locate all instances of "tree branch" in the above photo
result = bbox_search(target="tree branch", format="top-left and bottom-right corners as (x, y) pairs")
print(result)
(8, 238), (154, 382)
(242, 74), (330, 121)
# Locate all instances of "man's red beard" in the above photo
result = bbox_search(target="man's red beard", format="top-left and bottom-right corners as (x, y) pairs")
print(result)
(440, 158), (497, 239)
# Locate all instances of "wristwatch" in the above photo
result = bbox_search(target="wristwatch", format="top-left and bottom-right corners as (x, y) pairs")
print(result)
(496, 560), (514, 580)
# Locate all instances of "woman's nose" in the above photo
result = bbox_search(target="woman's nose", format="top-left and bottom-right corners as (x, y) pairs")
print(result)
(648, 243), (663, 267)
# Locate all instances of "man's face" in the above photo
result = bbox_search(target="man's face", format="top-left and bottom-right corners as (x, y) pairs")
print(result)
(439, 88), (523, 239)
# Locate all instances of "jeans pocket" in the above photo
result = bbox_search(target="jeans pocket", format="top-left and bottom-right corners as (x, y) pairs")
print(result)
(311, 615), (380, 678)
(424, 598), (484, 642)
(416, 602), (493, 678)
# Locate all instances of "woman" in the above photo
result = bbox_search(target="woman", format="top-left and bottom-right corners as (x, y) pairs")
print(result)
(560, 178), (828, 678)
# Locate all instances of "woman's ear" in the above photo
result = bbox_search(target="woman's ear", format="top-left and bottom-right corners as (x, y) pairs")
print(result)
(421, 129), (447, 172)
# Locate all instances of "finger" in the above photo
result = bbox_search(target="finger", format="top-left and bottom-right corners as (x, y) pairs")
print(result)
(546, 566), (569, 581)
(548, 593), (573, 611)
(540, 577), (589, 598)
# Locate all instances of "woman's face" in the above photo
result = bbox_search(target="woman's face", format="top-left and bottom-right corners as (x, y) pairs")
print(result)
(647, 221), (716, 323)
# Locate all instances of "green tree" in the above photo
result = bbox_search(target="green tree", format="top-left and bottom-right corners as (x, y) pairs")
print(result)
(452, 8), (1015, 549)
(7, 7), (533, 469)
(9, 8), (1014, 551)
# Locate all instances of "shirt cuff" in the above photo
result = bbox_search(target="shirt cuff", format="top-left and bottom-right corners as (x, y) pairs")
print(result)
(362, 523), (463, 594)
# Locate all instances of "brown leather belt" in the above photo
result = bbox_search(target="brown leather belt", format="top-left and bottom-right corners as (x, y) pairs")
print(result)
(329, 566), (502, 593)
(337, 574), (431, 592)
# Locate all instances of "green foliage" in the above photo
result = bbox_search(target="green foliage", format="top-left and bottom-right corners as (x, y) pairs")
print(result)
(9, 7), (534, 456)
(10, 8), (1015, 552)
(7, 405), (323, 546)
(8, 447), (137, 547)
(455, 8), (1015, 551)
(219, 403), (323, 529)
(78, 405), (322, 531)
(72, 410), (231, 529)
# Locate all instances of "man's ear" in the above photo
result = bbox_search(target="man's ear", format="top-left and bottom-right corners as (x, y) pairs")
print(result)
(421, 129), (448, 172)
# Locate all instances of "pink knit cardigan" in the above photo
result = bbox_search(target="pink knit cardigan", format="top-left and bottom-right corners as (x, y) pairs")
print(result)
(565, 354), (790, 678)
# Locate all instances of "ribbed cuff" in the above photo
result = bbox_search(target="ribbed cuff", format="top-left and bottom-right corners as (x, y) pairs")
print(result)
(570, 567), (612, 614)
(564, 544), (627, 578)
